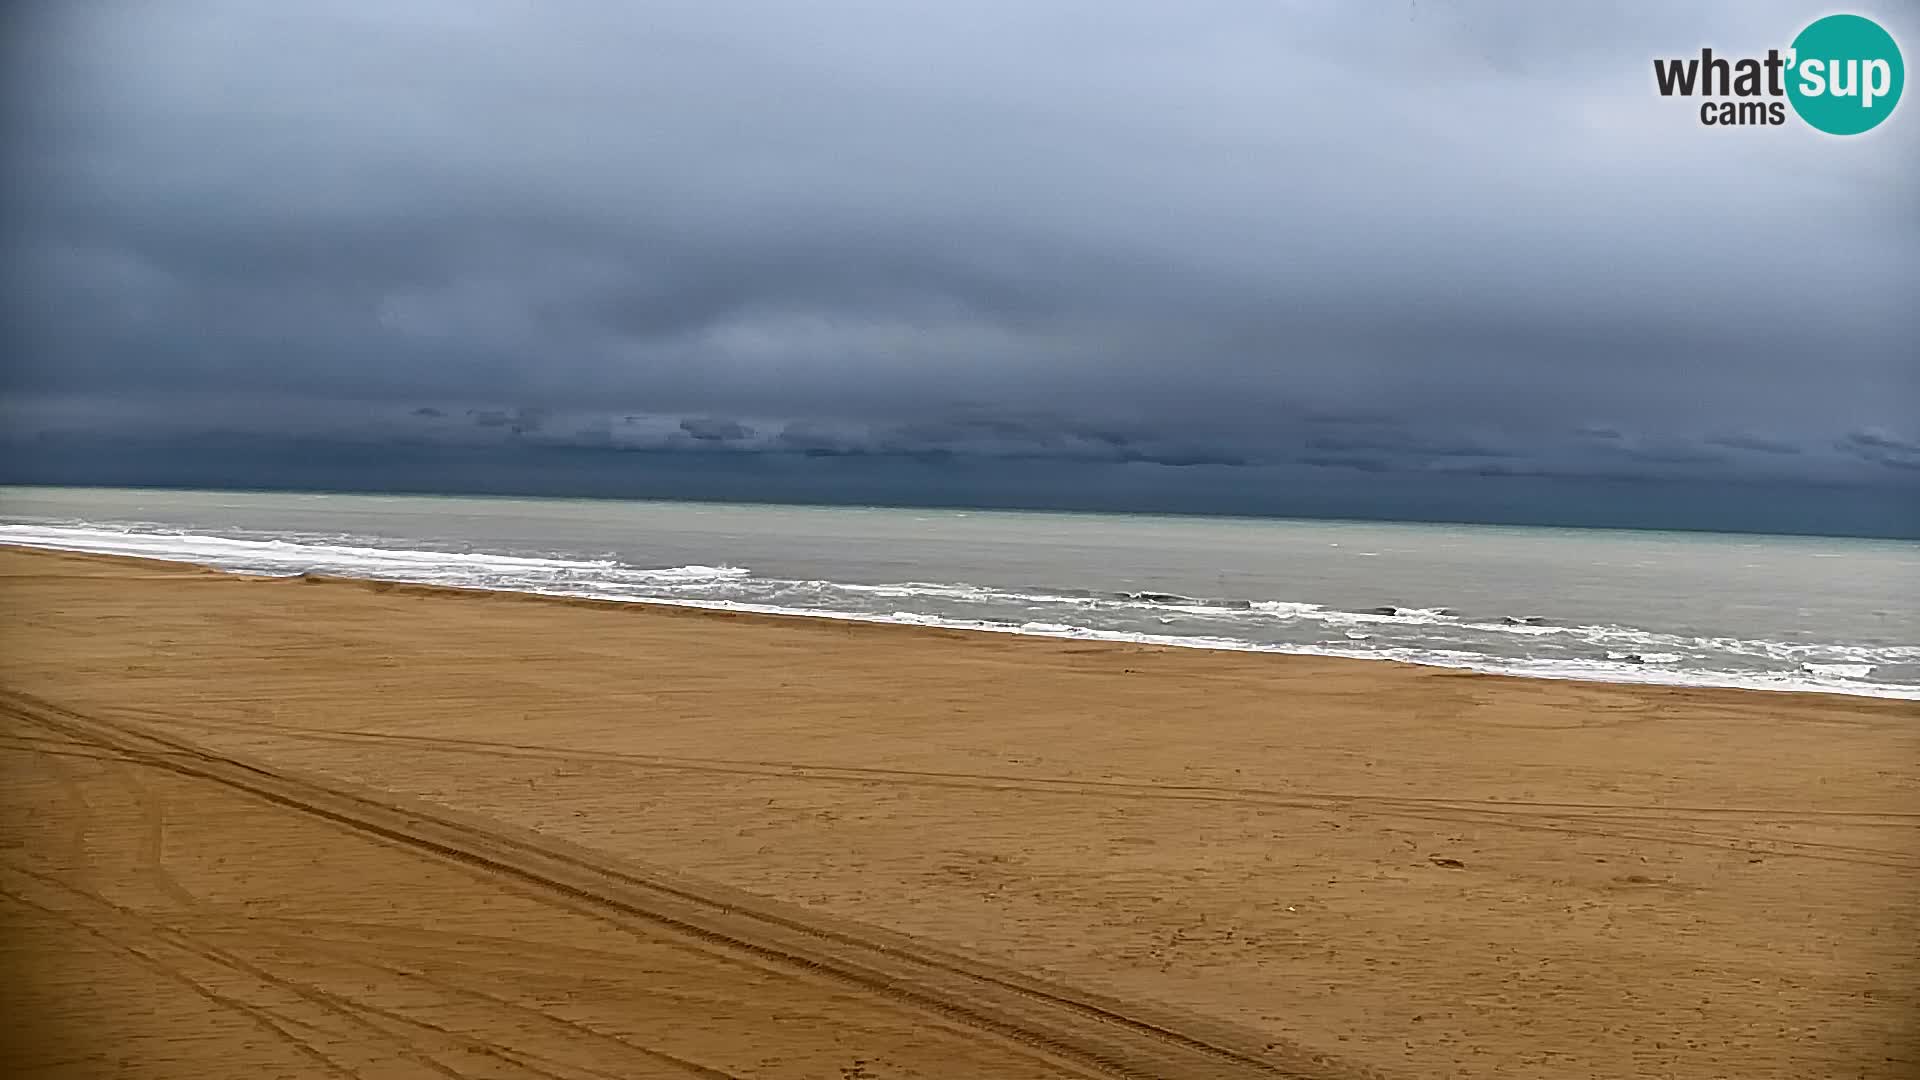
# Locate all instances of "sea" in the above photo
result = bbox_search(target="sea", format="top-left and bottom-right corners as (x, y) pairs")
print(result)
(2, 486), (1916, 700)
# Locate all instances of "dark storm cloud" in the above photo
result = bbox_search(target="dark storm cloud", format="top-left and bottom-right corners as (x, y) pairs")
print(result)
(679, 416), (754, 442)
(1837, 428), (1920, 471)
(1301, 429), (1516, 459)
(1705, 432), (1803, 455)
(2, 0), (1916, 520)
(1608, 440), (1727, 466)
(467, 407), (545, 434)
(659, 407), (1250, 467)
(1299, 455), (1396, 474)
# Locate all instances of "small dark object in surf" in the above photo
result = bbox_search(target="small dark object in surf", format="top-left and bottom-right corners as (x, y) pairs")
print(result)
(1427, 855), (1467, 869)
(1502, 615), (1550, 626)
(1121, 591), (1195, 605)
(1366, 605), (1399, 616)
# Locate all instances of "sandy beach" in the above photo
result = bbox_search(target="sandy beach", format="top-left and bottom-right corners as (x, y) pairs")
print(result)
(2, 544), (1915, 1079)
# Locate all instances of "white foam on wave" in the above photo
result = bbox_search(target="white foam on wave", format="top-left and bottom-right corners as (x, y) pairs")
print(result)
(0, 523), (746, 587)
(1016, 621), (1085, 635)
(1251, 600), (1327, 617)
(1249, 601), (1452, 627)
(1802, 662), (1875, 680)
(624, 564), (751, 583)
(1605, 651), (1682, 664)
(1473, 621), (1565, 636)
(732, 581), (1920, 674)
(5, 522), (1916, 701)
(0, 523), (622, 573)
(569, 590), (1920, 700)
(830, 580), (1101, 606)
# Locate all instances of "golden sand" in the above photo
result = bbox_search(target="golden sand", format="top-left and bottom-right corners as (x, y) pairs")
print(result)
(2, 545), (1915, 1079)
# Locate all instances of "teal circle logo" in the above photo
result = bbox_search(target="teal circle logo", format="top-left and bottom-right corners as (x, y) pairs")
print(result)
(1787, 14), (1903, 134)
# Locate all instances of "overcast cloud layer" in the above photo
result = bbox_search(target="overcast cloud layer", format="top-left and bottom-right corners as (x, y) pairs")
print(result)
(3, 1), (1917, 532)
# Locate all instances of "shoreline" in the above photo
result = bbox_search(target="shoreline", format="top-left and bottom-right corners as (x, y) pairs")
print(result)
(1, 538), (1911, 702)
(3, 542), (1917, 1078)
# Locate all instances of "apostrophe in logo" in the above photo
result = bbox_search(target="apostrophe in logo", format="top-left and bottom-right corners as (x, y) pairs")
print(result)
(1786, 14), (1903, 134)
(1652, 13), (1903, 135)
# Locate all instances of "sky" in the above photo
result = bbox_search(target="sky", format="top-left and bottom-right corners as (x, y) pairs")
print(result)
(3, 1), (1917, 535)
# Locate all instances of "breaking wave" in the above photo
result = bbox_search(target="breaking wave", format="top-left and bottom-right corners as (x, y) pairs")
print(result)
(3, 521), (1915, 700)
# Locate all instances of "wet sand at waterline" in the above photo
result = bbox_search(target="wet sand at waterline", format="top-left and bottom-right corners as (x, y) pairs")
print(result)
(2, 546), (1915, 1079)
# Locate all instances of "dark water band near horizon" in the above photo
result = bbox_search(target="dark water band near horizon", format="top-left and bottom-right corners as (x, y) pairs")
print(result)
(2, 486), (1915, 700)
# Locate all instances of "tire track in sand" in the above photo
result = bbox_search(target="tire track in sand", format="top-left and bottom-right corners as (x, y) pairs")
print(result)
(1, 688), (1383, 1080)
(128, 711), (1920, 870)
(4, 862), (712, 1080)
